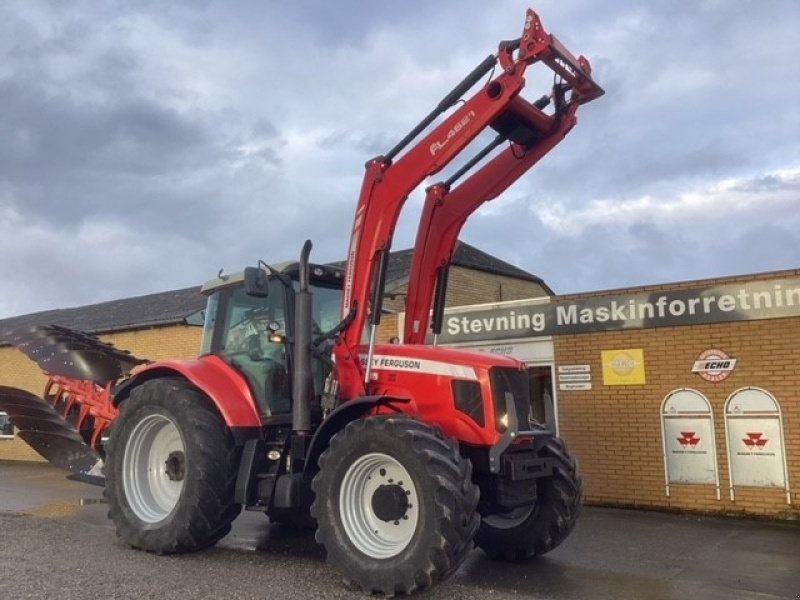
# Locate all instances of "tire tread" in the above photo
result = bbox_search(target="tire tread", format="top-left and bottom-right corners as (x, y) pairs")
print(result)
(311, 416), (479, 596)
(104, 378), (242, 554)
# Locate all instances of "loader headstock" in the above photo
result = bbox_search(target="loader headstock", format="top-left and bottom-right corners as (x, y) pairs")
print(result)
(512, 9), (604, 105)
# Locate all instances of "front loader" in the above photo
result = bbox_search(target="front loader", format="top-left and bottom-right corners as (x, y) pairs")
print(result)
(1, 7), (603, 596)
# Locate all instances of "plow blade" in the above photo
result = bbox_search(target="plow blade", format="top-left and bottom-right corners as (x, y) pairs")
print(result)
(0, 386), (103, 481)
(0, 324), (151, 483)
(4, 325), (146, 385)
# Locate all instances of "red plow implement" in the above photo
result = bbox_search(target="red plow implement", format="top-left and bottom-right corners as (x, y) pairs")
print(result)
(0, 325), (146, 482)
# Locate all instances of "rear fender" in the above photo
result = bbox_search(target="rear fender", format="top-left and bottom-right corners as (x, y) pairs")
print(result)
(114, 355), (262, 429)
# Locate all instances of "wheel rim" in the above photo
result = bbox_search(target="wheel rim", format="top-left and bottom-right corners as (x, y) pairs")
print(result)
(339, 452), (419, 559)
(122, 413), (185, 524)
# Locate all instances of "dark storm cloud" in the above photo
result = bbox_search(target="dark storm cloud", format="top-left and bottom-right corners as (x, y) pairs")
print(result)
(0, 76), (207, 180)
(0, 6), (284, 241)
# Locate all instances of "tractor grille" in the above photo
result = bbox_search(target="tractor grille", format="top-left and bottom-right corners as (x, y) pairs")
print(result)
(489, 367), (531, 433)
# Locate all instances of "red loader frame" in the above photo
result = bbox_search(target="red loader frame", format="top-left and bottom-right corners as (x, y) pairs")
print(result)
(335, 9), (603, 398)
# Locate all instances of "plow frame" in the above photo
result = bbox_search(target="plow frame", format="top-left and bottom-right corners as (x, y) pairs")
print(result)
(44, 375), (117, 451)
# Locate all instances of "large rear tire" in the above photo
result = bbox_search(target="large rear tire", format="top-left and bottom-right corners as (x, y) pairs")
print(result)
(311, 416), (479, 596)
(104, 378), (241, 553)
(475, 436), (582, 561)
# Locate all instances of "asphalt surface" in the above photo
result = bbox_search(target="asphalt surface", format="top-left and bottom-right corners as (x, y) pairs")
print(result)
(0, 461), (798, 599)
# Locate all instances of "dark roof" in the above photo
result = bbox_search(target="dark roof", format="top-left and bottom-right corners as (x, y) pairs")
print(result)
(0, 286), (205, 342)
(453, 242), (550, 289)
(330, 241), (550, 293)
(0, 243), (549, 340)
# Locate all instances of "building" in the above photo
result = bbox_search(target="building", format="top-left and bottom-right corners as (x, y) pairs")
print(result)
(432, 267), (800, 519)
(1, 248), (797, 519)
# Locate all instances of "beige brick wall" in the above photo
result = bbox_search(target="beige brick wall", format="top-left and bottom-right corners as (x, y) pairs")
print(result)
(0, 325), (202, 462)
(554, 270), (800, 519)
(103, 326), (202, 362)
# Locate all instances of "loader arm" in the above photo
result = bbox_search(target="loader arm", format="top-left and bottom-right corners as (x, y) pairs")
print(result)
(403, 88), (583, 344)
(335, 8), (603, 398)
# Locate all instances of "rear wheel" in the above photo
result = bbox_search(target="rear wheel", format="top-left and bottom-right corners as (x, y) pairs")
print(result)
(311, 416), (479, 596)
(104, 378), (241, 553)
(475, 436), (582, 561)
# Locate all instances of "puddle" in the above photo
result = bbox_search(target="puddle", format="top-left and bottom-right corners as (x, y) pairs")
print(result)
(27, 497), (107, 519)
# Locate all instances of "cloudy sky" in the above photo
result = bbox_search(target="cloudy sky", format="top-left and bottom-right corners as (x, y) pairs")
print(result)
(1, 0), (798, 319)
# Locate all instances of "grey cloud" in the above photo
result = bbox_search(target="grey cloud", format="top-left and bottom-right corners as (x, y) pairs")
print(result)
(1, 0), (799, 319)
(0, 16), (286, 243)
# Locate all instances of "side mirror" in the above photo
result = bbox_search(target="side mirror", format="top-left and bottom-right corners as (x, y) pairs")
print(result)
(243, 266), (269, 298)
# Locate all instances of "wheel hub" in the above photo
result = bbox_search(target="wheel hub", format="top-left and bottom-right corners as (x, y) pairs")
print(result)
(164, 450), (186, 482)
(339, 452), (420, 558)
(371, 484), (409, 522)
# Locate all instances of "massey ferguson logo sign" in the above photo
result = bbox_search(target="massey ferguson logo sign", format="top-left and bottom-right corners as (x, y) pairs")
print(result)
(677, 432), (701, 448)
(692, 349), (736, 382)
(742, 432), (768, 450)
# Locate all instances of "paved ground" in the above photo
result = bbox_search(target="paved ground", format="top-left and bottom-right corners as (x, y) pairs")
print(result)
(0, 461), (798, 599)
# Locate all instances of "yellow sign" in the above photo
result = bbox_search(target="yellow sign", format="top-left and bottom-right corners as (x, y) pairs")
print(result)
(602, 349), (646, 385)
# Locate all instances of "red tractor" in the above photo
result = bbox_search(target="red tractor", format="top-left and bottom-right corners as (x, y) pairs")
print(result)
(1, 8), (603, 595)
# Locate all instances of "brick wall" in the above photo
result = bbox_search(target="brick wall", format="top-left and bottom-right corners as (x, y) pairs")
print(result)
(0, 325), (202, 463)
(554, 270), (800, 519)
(103, 326), (202, 362)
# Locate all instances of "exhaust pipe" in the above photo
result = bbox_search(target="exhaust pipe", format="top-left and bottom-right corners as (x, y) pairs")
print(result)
(292, 240), (313, 434)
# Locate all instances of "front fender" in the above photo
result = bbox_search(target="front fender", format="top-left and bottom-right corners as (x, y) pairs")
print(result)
(303, 396), (410, 473)
(114, 355), (262, 428)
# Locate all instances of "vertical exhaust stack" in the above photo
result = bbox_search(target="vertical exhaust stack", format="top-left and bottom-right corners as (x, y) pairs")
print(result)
(292, 240), (314, 434)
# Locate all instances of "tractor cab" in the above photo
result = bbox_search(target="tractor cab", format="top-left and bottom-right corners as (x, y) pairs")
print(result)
(199, 262), (343, 419)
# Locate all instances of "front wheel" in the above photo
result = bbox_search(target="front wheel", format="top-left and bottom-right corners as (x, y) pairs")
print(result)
(475, 436), (582, 561)
(104, 378), (241, 553)
(311, 416), (479, 596)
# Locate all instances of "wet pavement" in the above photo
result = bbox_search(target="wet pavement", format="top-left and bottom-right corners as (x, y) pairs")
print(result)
(0, 460), (798, 599)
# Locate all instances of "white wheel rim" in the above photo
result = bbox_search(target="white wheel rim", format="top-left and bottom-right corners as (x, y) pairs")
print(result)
(122, 413), (185, 524)
(339, 452), (419, 559)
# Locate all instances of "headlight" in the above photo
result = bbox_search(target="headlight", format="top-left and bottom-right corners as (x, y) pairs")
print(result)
(498, 412), (509, 432)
